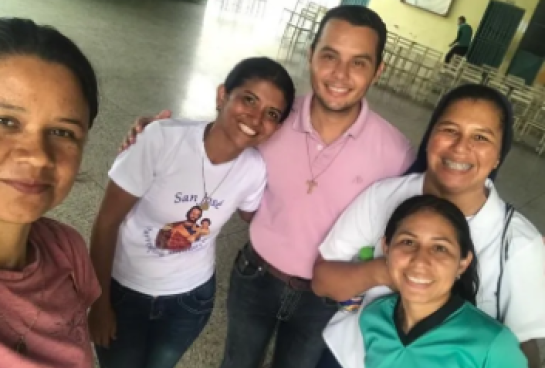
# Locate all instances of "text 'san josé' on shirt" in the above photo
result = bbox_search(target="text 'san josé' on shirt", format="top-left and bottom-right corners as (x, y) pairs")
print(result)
(0, 218), (101, 368)
(108, 119), (266, 296)
(250, 94), (415, 279)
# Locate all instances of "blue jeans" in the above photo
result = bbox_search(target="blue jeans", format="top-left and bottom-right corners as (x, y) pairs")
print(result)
(315, 347), (343, 368)
(95, 275), (215, 368)
(220, 244), (338, 368)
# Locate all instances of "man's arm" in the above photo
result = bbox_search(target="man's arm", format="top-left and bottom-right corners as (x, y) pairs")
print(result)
(450, 28), (462, 47)
(312, 256), (392, 301)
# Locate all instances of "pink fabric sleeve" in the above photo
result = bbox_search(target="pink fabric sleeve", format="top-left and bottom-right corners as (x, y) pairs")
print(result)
(42, 218), (101, 307)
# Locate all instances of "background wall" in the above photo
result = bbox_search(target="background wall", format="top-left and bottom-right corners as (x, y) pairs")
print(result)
(369, 0), (489, 51)
(368, 0), (540, 70)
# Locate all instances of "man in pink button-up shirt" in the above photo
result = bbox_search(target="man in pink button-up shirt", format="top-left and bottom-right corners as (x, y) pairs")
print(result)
(220, 6), (414, 368)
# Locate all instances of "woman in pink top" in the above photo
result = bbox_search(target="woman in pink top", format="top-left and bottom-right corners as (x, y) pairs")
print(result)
(0, 18), (100, 367)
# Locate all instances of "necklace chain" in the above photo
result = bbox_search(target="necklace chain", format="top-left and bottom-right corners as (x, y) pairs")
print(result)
(200, 124), (237, 210)
(305, 133), (350, 194)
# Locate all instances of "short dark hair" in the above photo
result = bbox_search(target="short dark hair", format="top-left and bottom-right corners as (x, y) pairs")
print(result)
(310, 5), (387, 67)
(223, 57), (295, 123)
(0, 18), (99, 128)
(384, 194), (480, 305)
(459, 16), (466, 23)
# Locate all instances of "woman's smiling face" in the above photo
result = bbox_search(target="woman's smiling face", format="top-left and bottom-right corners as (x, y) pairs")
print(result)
(384, 209), (472, 307)
(425, 98), (503, 195)
(0, 55), (90, 224)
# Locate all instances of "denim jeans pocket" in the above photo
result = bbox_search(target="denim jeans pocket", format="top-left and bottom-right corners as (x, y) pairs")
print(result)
(232, 249), (262, 280)
(177, 276), (216, 315)
(110, 279), (129, 307)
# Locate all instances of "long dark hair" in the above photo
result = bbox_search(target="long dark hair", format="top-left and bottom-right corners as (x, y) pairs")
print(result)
(384, 195), (479, 305)
(405, 84), (514, 181)
(0, 18), (99, 128)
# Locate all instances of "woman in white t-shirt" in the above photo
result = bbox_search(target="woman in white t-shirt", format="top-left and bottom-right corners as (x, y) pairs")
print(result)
(312, 84), (545, 368)
(87, 57), (295, 368)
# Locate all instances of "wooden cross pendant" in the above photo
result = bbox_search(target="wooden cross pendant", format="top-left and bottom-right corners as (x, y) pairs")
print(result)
(307, 179), (317, 194)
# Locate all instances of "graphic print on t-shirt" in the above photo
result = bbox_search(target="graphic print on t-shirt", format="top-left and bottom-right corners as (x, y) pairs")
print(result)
(141, 192), (224, 256)
(156, 205), (213, 252)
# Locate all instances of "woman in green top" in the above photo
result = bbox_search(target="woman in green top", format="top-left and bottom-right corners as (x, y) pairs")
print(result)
(359, 194), (527, 368)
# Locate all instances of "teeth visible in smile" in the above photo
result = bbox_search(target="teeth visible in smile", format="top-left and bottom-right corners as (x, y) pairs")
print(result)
(327, 86), (349, 94)
(407, 275), (432, 284)
(239, 123), (256, 136)
(444, 159), (472, 171)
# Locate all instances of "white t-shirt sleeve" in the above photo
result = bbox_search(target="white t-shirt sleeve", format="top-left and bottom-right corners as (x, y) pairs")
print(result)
(108, 122), (166, 197)
(237, 155), (266, 213)
(502, 234), (545, 342)
(319, 184), (378, 261)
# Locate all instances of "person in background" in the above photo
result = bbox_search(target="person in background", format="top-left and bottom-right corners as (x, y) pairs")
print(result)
(445, 16), (473, 63)
(360, 195), (527, 368)
(119, 6), (415, 368)
(313, 84), (545, 368)
(88, 57), (295, 368)
(0, 17), (101, 368)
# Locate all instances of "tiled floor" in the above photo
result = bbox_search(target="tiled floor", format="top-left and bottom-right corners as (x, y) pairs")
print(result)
(1, 0), (544, 366)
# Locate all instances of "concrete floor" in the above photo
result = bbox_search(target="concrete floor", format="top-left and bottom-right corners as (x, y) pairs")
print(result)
(1, 0), (545, 366)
